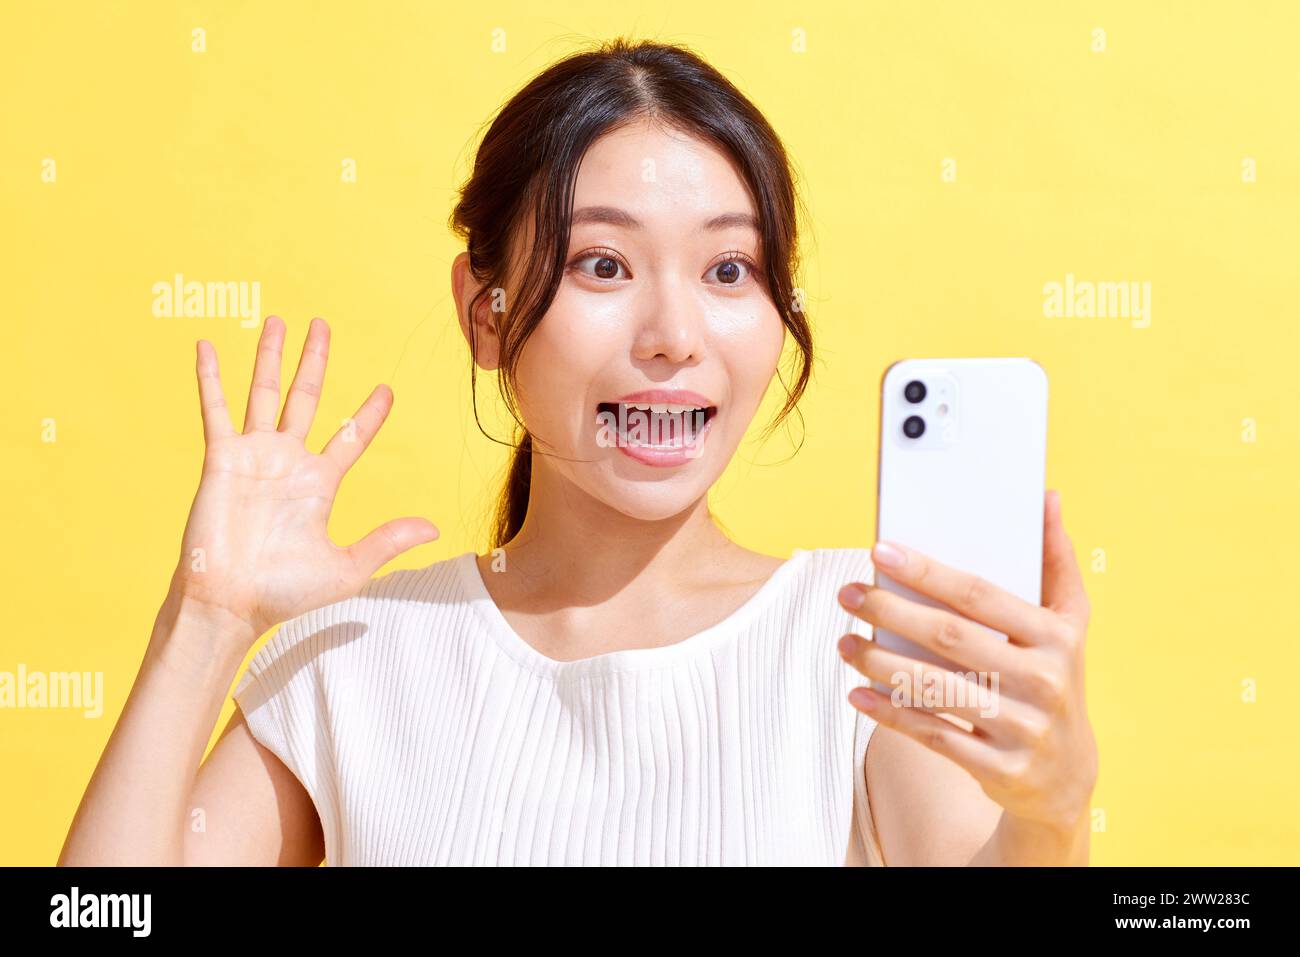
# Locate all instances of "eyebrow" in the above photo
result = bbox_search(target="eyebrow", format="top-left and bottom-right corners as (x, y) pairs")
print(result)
(570, 206), (758, 232)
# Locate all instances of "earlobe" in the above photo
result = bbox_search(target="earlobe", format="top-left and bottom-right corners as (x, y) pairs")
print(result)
(462, 299), (503, 374)
(451, 251), (502, 372)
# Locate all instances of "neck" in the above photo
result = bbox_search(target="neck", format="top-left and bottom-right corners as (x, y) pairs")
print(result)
(495, 453), (737, 600)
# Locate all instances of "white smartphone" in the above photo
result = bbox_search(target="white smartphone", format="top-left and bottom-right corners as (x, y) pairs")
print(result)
(872, 357), (1048, 690)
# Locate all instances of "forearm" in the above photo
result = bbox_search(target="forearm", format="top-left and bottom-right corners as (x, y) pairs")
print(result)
(967, 810), (1090, 866)
(58, 589), (252, 866)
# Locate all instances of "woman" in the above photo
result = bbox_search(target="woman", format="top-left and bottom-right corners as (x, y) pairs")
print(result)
(59, 37), (1097, 866)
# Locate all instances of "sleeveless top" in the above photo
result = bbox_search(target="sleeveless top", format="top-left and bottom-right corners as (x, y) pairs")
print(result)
(231, 546), (882, 866)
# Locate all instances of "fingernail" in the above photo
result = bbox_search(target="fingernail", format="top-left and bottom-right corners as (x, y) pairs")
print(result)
(838, 634), (861, 658)
(872, 541), (905, 569)
(838, 583), (868, 609)
(849, 688), (877, 710)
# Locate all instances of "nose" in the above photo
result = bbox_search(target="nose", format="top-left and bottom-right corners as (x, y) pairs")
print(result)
(629, 275), (707, 366)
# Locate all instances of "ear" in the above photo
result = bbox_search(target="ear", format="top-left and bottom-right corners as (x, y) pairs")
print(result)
(451, 250), (501, 372)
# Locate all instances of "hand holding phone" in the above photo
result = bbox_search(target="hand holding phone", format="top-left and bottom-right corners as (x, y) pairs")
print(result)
(836, 361), (1098, 845)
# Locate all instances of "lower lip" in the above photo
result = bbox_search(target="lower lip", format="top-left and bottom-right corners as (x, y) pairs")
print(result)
(613, 415), (716, 468)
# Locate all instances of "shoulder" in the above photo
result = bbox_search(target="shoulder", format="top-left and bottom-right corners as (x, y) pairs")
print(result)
(233, 551), (474, 698)
(792, 547), (876, 590)
(230, 551), (477, 781)
(747, 546), (876, 649)
(785, 546), (878, 613)
(781, 547), (877, 651)
(777, 548), (882, 839)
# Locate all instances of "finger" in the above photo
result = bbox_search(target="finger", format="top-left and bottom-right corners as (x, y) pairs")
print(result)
(838, 582), (1012, 673)
(322, 384), (392, 472)
(278, 317), (331, 439)
(847, 685), (994, 776)
(242, 315), (286, 433)
(195, 340), (236, 440)
(869, 539), (1058, 646)
(838, 634), (1001, 734)
(346, 517), (440, 580)
(1041, 489), (1091, 628)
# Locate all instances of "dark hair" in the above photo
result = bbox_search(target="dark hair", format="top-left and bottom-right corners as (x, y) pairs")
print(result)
(448, 37), (814, 550)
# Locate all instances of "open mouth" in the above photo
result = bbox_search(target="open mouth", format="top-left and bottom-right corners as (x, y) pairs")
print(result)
(595, 401), (718, 449)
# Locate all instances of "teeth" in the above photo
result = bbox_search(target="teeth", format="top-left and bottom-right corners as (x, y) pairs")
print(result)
(619, 402), (706, 414)
(597, 401), (714, 451)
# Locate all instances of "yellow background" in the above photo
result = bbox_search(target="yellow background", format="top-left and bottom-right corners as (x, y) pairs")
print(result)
(2, 1), (1296, 865)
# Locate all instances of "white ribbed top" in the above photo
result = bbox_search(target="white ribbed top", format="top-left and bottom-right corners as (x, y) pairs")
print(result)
(232, 546), (880, 866)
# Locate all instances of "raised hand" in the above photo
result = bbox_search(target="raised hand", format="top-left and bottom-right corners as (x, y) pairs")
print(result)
(835, 490), (1097, 835)
(168, 315), (439, 649)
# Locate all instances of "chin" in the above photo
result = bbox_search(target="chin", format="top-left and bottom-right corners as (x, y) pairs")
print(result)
(586, 462), (721, 523)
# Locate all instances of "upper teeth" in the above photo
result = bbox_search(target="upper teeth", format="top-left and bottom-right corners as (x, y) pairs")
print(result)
(622, 402), (705, 414)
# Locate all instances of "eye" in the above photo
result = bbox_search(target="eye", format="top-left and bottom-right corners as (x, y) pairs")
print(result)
(706, 251), (759, 286)
(568, 247), (631, 282)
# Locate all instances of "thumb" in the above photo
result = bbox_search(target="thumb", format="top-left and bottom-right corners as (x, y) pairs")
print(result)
(1041, 489), (1090, 625)
(346, 517), (440, 579)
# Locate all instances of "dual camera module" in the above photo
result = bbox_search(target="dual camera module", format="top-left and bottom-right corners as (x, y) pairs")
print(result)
(902, 379), (926, 438)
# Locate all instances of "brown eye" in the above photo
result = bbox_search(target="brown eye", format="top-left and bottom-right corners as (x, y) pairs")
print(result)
(569, 250), (630, 282)
(707, 253), (757, 286)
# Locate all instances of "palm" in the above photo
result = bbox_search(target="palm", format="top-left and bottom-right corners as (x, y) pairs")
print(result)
(174, 317), (438, 643)
(182, 432), (342, 628)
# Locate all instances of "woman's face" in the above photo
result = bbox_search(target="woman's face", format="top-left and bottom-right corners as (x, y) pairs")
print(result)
(483, 118), (786, 523)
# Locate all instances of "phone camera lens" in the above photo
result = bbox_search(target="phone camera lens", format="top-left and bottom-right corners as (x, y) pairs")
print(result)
(903, 415), (926, 439)
(904, 380), (927, 403)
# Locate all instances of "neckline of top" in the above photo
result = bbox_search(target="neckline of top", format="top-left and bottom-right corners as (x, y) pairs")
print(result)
(453, 547), (813, 678)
